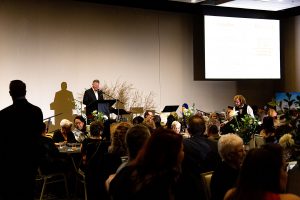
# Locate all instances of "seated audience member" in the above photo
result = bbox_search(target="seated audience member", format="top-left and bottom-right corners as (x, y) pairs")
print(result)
(73, 115), (88, 142)
(86, 122), (132, 200)
(105, 124), (151, 190)
(118, 124), (150, 170)
(143, 110), (155, 130)
(52, 119), (77, 145)
(166, 114), (176, 129)
(207, 112), (221, 128)
(226, 106), (234, 118)
(153, 114), (162, 129)
(220, 110), (238, 135)
(210, 134), (245, 200)
(279, 133), (295, 162)
(80, 120), (105, 169)
(109, 129), (184, 200)
(171, 120), (181, 134)
(108, 122), (133, 158)
(207, 124), (221, 142)
(268, 107), (283, 128)
(132, 116), (144, 125)
(38, 122), (70, 174)
(181, 103), (189, 132)
(224, 143), (300, 200)
(256, 106), (268, 123)
(144, 110), (153, 120)
(260, 116), (276, 143)
(179, 115), (221, 200)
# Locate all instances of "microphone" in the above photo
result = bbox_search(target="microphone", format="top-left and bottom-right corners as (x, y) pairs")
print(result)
(99, 90), (104, 94)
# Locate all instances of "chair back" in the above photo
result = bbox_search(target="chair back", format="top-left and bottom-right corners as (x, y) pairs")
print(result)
(201, 171), (214, 200)
(254, 134), (265, 148)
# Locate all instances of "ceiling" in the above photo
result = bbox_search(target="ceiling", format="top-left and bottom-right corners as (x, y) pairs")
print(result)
(77, 0), (300, 16)
(171, 0), (300, 11)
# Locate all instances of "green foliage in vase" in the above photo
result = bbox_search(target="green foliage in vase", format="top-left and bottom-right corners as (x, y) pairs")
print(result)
(231, 114), (259, 144)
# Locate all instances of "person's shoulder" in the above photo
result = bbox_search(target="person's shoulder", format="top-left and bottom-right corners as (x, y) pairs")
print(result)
(53, 129), (61, 136)
(27, 101), (42, 111)
(280, 193), (300, 200)
(109, 164), (135, 187)
(224, 188), (236, 200)
(85, 88), (93, 92)
(0, 105), (11, 114)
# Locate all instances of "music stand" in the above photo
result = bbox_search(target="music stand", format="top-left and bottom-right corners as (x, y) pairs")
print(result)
(130, 107), (144, 114)
(161, 105), (179, 113)
(110, 107), (131, 121)
(110, 108), (130, 115)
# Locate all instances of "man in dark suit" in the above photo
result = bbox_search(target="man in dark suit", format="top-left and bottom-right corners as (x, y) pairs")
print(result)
(0, 80), (43, 200)
(178, 114), (221, 200)
(83, 79), (104, 120)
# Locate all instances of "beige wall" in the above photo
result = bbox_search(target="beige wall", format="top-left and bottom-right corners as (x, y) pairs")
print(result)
(1, 0), (290, 125)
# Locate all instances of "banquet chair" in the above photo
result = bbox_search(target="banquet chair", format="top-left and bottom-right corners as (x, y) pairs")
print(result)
(254, 134), (265, 148)
(74, 167), (87, 200)
(201, 171), (214, 200)
(35, 168), (69, 200)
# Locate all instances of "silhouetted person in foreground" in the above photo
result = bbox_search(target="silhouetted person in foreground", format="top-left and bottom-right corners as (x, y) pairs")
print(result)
(0, 80), (43, 200)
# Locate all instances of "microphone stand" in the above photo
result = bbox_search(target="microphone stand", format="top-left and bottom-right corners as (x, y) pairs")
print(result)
(101, 91), (125, 122)
(196, 109), (210, 116)
(43, 113), (63, 133)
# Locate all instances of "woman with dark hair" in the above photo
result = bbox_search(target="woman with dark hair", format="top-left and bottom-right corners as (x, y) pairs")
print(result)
(73, 115), (88, 142)
(109, 128), (184, 200)
(86, 122), (132, 200)
(224, 143), (300, 200)
(166, 114), (176, 129)
(259, 116), (276, 143)
(80, 120), (104, 168)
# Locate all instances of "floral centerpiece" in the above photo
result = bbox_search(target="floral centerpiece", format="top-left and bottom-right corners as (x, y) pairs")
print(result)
(231, 114), (259, 144)
(92, 110), (108, 122)
(182, 103), (196, 121)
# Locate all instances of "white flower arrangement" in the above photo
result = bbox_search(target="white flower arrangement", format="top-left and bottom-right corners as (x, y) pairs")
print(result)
(183, 103), (196, 118)
(92, 110), (107, 122)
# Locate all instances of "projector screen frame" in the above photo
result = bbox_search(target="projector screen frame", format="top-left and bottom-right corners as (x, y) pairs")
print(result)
(193, 6), (283, 81)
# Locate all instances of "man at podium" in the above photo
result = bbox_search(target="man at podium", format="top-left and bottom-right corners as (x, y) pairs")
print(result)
(83, 79), (104, 119)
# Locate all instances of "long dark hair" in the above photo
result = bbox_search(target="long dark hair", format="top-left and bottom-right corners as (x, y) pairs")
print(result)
(133, 128), (183, 176)
(232, 143), (284, 200)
